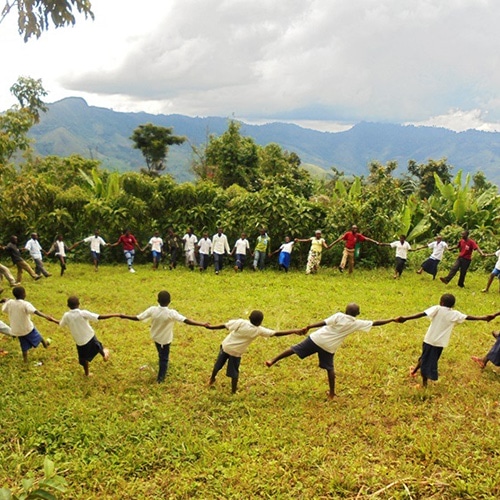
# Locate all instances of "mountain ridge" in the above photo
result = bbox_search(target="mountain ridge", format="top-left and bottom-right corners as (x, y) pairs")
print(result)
(27, 97), (500, 185)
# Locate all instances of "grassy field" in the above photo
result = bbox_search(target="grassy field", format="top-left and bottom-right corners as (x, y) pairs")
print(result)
(1, 261), (500, 499)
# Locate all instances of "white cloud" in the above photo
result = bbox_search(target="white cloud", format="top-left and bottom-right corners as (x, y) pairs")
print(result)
(2, 0), (500, 132)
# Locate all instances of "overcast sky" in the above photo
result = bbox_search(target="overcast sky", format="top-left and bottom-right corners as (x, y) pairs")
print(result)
(2, 0), (500, 132)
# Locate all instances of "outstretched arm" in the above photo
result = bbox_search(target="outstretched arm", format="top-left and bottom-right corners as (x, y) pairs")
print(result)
(328, 237), (342, 249)
(372, 318), (399, 326)
(98, 314), (122, 320)
(466, 314), (495, 322)
(34, 310), (59, 324)
(120, 314), (140, 321)
(305, 320), (326, 331)
(184, 318), (210, 328)
(274, 327), (307, 337)
(204, 323), (227, 330)
(396, 312), (426, 323)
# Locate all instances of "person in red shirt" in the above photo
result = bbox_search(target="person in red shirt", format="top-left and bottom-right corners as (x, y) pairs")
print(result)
(110, 229), (141, 273)
(440, 230), (485, 288)
(329, 225), (378, 274)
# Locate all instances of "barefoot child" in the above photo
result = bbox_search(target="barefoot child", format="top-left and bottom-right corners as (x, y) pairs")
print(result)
(119, 290), (208, 383)
(0, 319), (12, 355)
(59, 296), (120, 376)
(1, 286), (58, 362)
(207, 310), (304, 394)
(400, 293), (494, 387)
(472, 329), (500, 370)
(265, 303), (397, 399)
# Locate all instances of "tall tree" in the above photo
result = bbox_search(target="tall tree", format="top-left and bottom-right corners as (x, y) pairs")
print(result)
(205, 120), (260, 190)
(0, 77), (47, 166)
(130, 123), (185, 177)
(407, 158), (453, 199)
(1, 0), (94, 41)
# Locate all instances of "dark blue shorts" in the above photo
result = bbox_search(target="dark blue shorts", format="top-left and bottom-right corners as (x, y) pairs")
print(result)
(151, 251), (161, 260)
(419, 342), (443, 380)
(91, 251), (101, 262)
(18, 327), (43, 352)
(76, 336), (104, 365)
(292, 336), (334, 371)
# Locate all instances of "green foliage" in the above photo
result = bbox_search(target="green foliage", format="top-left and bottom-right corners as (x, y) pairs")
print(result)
(130, 123), (185, 176)
(0, 457), (67, 499)
(407, 158), (453, 199)
(1, 0), (94, 42)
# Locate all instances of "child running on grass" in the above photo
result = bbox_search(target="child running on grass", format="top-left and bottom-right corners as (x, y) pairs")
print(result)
(471, 329), (500, 370)
(119, 290), (208, 383)
(1, 286), (58, 362)
(265, 303), (397, 399)
(207, 310), (304, 394)
(400, 293), (495, 387)
(59, 296), (121, 377)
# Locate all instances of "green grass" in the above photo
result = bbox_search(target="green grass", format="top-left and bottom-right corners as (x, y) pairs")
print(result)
(1, 262), (500, 499)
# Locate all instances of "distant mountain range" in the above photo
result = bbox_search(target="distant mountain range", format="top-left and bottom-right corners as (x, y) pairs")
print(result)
(27, 97), (500, 185)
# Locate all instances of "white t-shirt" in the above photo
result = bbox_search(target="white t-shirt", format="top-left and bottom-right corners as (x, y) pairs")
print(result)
(2, 299), (36, 336)
(212, 233), (230, 255)
(234, 238), (250, 254)
(221, 319), (275, 357)
(423, 305), (467, 347)
(54, 241), (66, 257)
(309, 312), (373, 354)
(137, 305), (186, 345)
(25, 239), (43, 259)
(198, 238), (212, 255)
(59, 308), (99, 345)
(148, 236), (163, 253)
(182, 234), (198, 252)
(279, 242), (295, 254)
(84, 235), (107, 253)
(390, 240), (411, 259)
(428, 240), (448, 261)
(494, 249), (500, 271)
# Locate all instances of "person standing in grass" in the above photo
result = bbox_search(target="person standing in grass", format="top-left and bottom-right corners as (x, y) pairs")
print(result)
(400, 293), (494, 388)
(480, 247), (500, 293)
(329, 225), (378, 274)
(197, 231), (212, 272)
(1, 286), (58, 363)
(182, 227), (198, 270)
(271, 236), (295, 272)
(252, 228), (271, 271)
(74, 229), (108, 272)
(59, 296), (120, 377)
(471, 330), (500, 370)
(47, 234), (74, 276)
(413, 234), (449, 280)
(25, 233), (52, 278)
(165, 227), (182, 270)
(212, 227), (230, 275)
(207, 310), (304, 394)
(1, 236), (40, 283)
(439, 230), (485, 288)
(110, 229), (141, 273)
(119, 290), (208, 383)
(231, 232), (250, 272)
(142, 231), (163, 271)
(265, 303), (397, 399)
(295, 230), (329, 275)
(379, 235), (411, 279)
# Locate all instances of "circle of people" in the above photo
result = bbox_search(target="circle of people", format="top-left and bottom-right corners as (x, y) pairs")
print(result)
(1, 283), (499, 398)
(2, 226), (500, 295)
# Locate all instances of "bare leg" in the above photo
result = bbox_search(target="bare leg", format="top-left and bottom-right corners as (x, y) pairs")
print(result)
(410, 358), (422, 377)
(265, 348), (295, 367)
(22, 350), (28, 363)
(102, 348), (110, 361)
(83, 361), (90, 376)
(231, 377), (238, 394)
(482, 274), (495, 292)
(471, 356), (487, 369)
(326, 369), (336, 399)
(421, 375), (428, 388)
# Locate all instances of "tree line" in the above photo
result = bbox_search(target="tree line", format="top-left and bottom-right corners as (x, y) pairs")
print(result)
(1, 78), (499, 270)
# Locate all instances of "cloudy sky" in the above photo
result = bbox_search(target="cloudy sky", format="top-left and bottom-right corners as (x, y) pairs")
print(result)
(1, 0), (500, 132)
